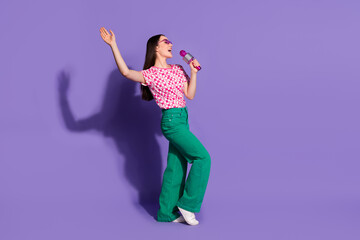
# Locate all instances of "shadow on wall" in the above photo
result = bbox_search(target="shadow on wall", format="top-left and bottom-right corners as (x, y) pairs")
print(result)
(57, 67), (163, 220)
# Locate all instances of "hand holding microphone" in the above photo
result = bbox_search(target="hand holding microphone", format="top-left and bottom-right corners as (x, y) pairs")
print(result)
(180, 50), (202, 72)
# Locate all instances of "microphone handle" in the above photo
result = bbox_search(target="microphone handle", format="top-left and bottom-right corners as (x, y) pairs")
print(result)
(183, 53), (202, 71)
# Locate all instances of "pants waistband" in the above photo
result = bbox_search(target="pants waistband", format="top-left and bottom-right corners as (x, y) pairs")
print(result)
(161, 107), (188, 114)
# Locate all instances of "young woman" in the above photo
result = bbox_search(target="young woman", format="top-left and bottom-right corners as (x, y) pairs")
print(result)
(99, 27), (211, 226)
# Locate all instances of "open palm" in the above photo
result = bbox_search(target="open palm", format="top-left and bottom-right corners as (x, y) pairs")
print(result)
(99, 27), (116, 46)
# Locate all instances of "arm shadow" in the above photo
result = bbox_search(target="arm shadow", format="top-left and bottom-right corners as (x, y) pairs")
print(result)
(57, 67), (163, 219)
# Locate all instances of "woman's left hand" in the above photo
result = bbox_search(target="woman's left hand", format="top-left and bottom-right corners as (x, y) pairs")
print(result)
(190, 59), (201, 73)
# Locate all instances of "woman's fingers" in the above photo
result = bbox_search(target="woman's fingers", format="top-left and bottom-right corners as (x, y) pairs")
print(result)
(99, 27), (114, 44)
(193, 59), (200, 67)
(190, 61), (198, 72)
(100, 27), (106, 37)
(100, 27), (105, 35)
(100, 27), (110, 37)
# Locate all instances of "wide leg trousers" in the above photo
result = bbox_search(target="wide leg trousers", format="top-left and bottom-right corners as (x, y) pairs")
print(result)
(157, 107), (211, 222)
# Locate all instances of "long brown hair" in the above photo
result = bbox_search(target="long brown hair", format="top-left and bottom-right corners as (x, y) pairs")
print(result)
(140, 34), (164, 101)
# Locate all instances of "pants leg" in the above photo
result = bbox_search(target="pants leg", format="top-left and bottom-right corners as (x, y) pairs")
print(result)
(157, 107), (211, 221)
(157, 142), (188, 222)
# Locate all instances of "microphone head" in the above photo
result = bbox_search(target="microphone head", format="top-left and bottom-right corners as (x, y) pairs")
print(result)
(179, 50), (187, 57)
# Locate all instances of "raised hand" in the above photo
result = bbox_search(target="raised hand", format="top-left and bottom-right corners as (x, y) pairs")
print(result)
(189, 59), (201, 73)
(99, 27), (116, 47)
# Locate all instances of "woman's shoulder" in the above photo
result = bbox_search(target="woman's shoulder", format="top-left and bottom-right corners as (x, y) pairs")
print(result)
(173, 64), (187, 70)
(142, 66), (156, 73)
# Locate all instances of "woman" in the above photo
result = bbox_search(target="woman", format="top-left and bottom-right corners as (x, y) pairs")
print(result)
(99, 27), (211, 226)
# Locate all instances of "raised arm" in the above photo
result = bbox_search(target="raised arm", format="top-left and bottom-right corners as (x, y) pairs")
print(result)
(99, 27), (145, 84)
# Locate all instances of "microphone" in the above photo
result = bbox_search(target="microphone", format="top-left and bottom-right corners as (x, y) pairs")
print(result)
(180, 50), (202, 71)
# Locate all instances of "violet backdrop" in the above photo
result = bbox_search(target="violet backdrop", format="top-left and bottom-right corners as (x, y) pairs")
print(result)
(1, 0), (359, 239)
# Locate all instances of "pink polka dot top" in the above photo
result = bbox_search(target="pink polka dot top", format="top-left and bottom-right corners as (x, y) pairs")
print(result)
(141, 64), (190, 109)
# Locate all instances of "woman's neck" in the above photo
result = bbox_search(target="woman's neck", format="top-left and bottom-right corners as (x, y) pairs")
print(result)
(154, 58), (171, 68)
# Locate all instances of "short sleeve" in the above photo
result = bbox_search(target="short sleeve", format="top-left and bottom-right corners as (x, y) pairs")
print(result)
(178, 64), (190, 83)
(141, 68), (154, 86)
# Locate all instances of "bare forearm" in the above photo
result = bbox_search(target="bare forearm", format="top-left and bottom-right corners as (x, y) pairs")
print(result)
(110, 42), (130, 76)
(187, 72), (197, 99)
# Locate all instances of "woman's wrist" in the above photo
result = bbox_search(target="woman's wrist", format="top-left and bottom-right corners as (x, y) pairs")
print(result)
(110, 42), (117, 49)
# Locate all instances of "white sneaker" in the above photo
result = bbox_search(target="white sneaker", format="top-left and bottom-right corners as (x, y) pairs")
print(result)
(172, 215), (185, 223)
(177, 206), (199, 226)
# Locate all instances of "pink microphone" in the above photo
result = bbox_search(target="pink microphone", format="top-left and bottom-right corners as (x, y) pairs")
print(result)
(180, 50), (202, 71)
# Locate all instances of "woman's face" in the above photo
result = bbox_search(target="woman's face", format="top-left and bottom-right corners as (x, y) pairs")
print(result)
(156, 36), (173, 59)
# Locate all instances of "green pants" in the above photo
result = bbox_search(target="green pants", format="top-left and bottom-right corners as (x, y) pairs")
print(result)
(157, 107), (211, 222)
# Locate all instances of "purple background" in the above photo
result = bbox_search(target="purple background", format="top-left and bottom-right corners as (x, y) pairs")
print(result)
(1, 0), (359, 239)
